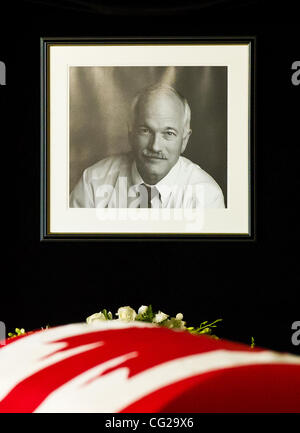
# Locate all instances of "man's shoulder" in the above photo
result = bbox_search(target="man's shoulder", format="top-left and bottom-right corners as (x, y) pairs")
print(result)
(179, 156), (219, 185)
(179, 156), (225, 205)
(84, 152), (133, 180)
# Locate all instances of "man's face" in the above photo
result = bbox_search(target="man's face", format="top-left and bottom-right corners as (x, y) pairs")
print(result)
(129, 91), (191, 185)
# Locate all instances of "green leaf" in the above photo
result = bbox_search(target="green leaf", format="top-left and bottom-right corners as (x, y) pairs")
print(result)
(147, 305), (154, 321)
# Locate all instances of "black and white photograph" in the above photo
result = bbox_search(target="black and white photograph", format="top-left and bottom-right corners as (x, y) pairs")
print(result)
(69, 67), (227, 210)
(42, 41), (251, 238)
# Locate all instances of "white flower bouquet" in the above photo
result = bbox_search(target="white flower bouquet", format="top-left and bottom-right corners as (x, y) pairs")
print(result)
(86, 305), (222, 338)
(6, 304), (225, 341)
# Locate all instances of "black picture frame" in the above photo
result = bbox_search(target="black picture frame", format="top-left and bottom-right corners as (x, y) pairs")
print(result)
(40, 36), (256, 242)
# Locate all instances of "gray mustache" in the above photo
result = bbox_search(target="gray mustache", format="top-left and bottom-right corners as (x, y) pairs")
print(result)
(142, 150), (167, 160)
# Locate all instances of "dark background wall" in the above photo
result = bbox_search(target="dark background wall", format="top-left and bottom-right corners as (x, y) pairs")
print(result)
(70, 66), (227, 203)
(1, 0), (299, 356)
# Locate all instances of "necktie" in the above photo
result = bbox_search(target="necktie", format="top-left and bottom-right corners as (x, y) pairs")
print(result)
(139, 184), (160, 208)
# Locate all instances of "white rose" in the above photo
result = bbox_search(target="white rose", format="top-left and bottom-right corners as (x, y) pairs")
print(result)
(138, 305), (148, 315)
(86, 312), (106, 324)
(117, 306), (137, 322)
(153, 311), (169, 323)
(176, 313), (183, 321)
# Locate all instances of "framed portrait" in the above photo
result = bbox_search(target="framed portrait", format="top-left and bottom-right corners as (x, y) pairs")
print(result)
(41, 37), (255, 240)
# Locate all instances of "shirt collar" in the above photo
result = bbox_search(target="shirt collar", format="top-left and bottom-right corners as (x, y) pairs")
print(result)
(131, 158), (182, 206)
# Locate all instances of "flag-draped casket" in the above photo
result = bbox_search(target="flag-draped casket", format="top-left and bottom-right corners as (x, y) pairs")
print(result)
(0, 321), (299, 412)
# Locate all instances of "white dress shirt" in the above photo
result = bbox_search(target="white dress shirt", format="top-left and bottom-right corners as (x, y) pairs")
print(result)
(70, 152), (225, 208)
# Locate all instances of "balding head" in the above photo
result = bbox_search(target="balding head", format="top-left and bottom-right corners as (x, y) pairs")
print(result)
(129, 83), (191, 138)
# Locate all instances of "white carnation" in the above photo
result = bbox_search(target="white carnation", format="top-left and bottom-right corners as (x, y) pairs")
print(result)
(153, 311), (169, 323)
(86, 312), (106, 324)
(117, 306), (137, 322)
(176, 313), (183, 321)
(138, 305), (148, 315)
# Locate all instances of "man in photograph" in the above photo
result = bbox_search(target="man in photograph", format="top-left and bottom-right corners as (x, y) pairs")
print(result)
(69, 83), (225, 208)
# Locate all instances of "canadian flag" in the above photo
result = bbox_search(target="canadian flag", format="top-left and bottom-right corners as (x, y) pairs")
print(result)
(0, 321), (299, 413)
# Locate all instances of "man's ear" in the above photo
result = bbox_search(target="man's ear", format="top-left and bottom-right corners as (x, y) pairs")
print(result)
(181, 129), (192, 154)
